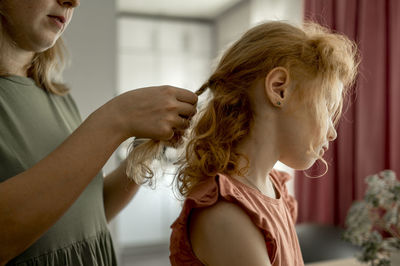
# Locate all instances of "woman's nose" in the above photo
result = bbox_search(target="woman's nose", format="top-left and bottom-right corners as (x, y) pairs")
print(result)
(58, 0), (80, 8)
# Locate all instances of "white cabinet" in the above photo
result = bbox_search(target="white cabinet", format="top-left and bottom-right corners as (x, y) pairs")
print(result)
(116, 17), (213, 247)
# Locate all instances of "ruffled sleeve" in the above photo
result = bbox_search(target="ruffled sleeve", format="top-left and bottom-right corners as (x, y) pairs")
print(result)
(270, 169), (298, 224)
(169, 179), (219, 266)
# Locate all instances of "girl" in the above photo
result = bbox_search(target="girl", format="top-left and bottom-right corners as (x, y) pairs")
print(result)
(0, 0), (197, 265)
(127, 21), (358, 265)
(169, 21), (358, 265)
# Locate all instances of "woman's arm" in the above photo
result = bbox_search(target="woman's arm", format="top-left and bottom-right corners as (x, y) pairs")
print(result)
(0, 86), (197, 264)
(0, 113), (123, 264)
(189, 201), (272, 266)
(103, 159), (140, 222)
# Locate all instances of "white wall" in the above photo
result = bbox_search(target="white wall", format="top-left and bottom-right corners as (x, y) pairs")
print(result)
(250, 0), (303, 26)
(61, 0), (119, 249)
(62, 1), (117, 175)
(214, 0), (251, 54)
(63, 1), (117, 120)
(118, 17), (212, 94)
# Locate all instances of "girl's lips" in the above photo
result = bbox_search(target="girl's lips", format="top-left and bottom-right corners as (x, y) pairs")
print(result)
(319, 145), (328, 156)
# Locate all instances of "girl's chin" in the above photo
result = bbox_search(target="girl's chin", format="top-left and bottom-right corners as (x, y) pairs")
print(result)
(283, 157), (317, 171)
(301, 160), (318, 171)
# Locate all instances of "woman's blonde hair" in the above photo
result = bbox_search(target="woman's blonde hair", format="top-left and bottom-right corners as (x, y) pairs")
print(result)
(27, 38), (70, 95)
(126, 21), (359, 197)
(0, 9), (70, 95)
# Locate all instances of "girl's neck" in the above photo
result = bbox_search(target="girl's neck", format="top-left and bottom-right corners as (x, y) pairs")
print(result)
(233, 122), (280, 198)
(0, 31), (34, 77)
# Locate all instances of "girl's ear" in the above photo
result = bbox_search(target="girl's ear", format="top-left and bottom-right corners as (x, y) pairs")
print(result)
(264, 67), (290, 107)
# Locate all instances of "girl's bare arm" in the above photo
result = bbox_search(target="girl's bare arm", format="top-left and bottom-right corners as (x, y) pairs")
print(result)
(189, 201), (272, 266)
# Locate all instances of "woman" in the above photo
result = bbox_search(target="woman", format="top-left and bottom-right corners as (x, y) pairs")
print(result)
(0, 0), (197, 265)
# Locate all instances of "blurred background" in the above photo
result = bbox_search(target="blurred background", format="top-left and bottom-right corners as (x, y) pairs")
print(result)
(61, 0), (400, 265)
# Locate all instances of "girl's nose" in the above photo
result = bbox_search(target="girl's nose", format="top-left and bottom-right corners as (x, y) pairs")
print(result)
(328, 125), (337, 142)
(58, 0), (80, 8)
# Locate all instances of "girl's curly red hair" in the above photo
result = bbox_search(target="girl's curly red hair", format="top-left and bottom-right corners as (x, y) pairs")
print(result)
(126, 21), (359, 197)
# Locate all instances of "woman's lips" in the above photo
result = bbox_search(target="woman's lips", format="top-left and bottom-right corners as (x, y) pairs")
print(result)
(48, 15), (66, 29)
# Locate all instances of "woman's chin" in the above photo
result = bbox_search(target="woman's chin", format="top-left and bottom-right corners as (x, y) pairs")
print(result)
(21, 32), (59, 53)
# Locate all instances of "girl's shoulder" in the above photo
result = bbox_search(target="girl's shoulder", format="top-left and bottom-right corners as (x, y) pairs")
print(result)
(188, 200), (271, 265)
(181, 171), (291, 221)
(170, 174), (283, 264)
(176, 170), (296, 227)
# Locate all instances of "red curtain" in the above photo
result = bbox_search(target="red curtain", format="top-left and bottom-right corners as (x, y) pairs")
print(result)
(295, 0), (400, 226)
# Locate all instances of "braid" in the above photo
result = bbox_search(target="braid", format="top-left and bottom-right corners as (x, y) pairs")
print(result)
(195, 81), (209, 96)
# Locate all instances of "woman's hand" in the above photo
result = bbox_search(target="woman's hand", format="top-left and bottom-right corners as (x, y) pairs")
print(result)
(94, 85), (198, 142)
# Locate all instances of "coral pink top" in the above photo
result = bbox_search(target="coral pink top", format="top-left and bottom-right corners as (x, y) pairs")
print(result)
(169, 169), (304, 266)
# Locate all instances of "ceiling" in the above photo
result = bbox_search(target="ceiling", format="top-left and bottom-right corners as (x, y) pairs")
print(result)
(117, 0), (243, 20)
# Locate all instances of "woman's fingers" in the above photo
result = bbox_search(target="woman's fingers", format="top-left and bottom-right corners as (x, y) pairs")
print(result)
(176, 101), (197, 119)
(174, 87), (198, 105)
(177, 115), (191, 130)
(165, 88), (198, 132)
(107, 85), (199, 141)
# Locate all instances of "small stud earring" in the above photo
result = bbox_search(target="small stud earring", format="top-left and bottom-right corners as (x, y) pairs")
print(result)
(277, 101), (281, 106)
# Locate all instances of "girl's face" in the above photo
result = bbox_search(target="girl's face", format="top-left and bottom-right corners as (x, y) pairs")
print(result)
(0, 0), (79, 52)
(277, 83), (341, 170)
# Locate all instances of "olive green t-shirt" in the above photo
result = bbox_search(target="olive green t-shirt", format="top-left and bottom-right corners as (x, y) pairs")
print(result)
(0, 76), (117, 265)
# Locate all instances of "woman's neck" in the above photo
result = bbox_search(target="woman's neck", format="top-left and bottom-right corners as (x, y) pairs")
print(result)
(0, 32), (34, 76)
